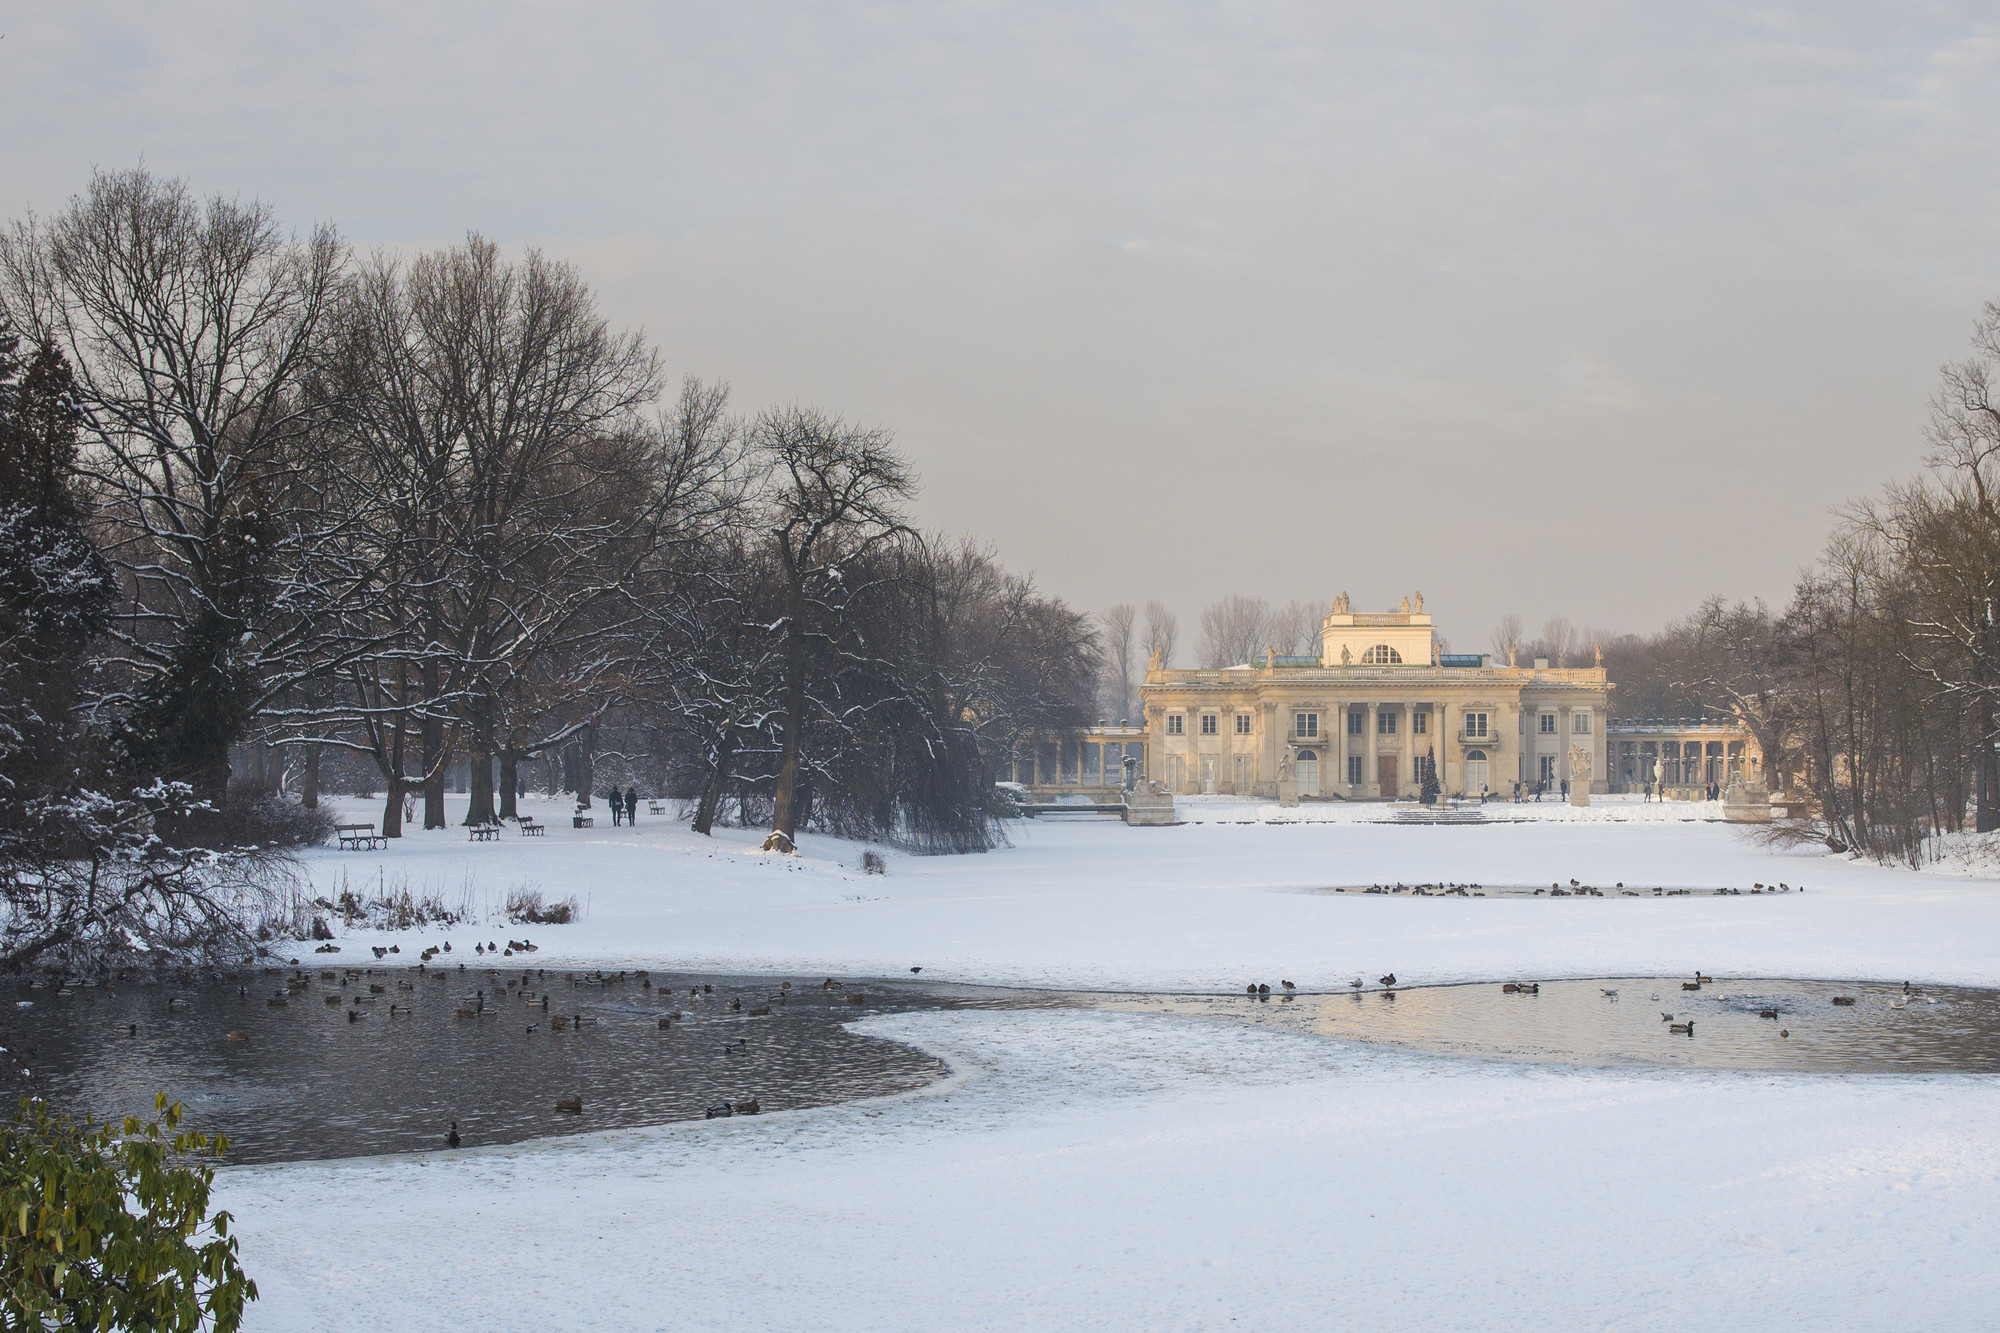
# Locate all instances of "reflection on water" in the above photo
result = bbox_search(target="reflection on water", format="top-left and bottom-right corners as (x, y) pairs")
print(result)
(1092, 978), (2000, 1073)
(0, 968), (1059, 1164)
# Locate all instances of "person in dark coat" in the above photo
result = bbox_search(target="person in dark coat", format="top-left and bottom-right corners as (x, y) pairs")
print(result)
(624, 787), (638, 823)
(607, 787), (624, 825)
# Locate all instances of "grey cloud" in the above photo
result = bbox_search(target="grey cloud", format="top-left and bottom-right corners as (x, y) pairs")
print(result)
(7, 2), (1999, 633)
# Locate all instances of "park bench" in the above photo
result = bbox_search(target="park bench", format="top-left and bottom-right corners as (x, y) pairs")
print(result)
(336, 823), (386, 851)
(518, 816), (545, 837)
(648, 799), (665, 816)
(467, 822), (502, 842)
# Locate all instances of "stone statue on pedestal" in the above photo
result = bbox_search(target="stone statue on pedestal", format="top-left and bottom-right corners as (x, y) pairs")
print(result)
(1567, 744), (1592, 806)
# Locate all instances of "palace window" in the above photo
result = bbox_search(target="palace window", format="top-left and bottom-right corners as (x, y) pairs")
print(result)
(1200, 713), (1218, 735)
(1347, 755), (1364, 784)
(1377, 710), (1396, 735)
(1412, 711), (1428, 735)
(1166, 714), (1185, 735)
(1362, 644), (1403, 664)
(1294, 712), (1319, 738)
(1347, 709), (1364, 735)
(1463, 712), (1489, 738)
(1572, 711), (1591, 734)
(1235, 713), (1252, 735)
(1539, 713), (1557, 734)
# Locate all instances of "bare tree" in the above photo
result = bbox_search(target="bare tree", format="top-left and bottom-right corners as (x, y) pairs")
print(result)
(1539, 616), (1579, 667)
(322, 236), (665, 827)
(1874, 298), (2000, 829)
(753, 407), (916, 853)
(1490, 613), (1522, 665)
(1143, 600), (1178, 669)
(1198, 594), (1271, 668)
(1270, 599), (1322, 657)
(1099, 603), (1135, 721)
(0, 166), (350, 797)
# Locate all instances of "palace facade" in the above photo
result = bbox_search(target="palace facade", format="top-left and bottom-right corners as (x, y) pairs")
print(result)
(1128, 594), (1610, 799)
(1004, 594), (1769, 802)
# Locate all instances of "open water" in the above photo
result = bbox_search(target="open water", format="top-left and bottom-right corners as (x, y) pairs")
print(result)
(7, 967), (1994, 1165)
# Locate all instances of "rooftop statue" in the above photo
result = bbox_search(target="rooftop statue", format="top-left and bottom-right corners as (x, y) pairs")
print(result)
(1399, 596), (1410, 613)
(1340, 644), (1352, 665)
(1595, 643), (1603, 668)
(1414, 590), (1424, 612)
(1147, 644), (1163, 674)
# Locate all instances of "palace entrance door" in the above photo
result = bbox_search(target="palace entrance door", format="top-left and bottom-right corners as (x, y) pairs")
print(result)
(1464, 750), (1488, 795)
(1377, 755), (1398, 796)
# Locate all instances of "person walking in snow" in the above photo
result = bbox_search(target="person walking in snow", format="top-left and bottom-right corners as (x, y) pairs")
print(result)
(624, 787), (638, 823)
(607, 787), (624, 825)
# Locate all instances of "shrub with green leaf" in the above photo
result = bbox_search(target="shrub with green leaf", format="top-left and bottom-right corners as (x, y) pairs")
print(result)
(0, 1093), (256, 1331)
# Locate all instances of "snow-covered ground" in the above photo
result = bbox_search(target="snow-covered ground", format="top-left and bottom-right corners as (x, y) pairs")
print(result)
(213, 794), (2000, 1330)
(222, 1008), (2000, 1331)
(298, 792), (2000, 991)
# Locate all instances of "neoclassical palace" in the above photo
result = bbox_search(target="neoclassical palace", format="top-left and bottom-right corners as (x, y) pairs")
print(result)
(1008, 594), (1764, 801)
(1129, 594), (1614, 799)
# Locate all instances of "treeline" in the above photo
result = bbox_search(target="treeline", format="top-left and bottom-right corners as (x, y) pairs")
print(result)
(0, 168), (1096, 968)
(1090, 290), (2000, 869)
(1519, 303), (2000, 864)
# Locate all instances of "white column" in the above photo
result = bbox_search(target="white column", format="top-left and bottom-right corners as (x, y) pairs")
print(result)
(1400, 701), (1414, 798)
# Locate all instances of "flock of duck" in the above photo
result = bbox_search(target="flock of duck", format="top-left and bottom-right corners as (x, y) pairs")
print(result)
(1341, 880), (1807, 897)
(3, 949), (910, 1147)
(1224, 969), (1952, 1052)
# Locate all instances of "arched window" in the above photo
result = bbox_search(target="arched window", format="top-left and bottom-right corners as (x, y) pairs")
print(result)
(1464, 749), (1489, 794)
(1362, 644), (1402, 664)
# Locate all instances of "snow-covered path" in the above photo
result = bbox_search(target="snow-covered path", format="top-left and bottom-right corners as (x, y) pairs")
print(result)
(221, 1008), (2000, 1331)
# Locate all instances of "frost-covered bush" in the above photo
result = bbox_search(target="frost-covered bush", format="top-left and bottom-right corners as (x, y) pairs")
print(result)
(506, 887), (578, 925)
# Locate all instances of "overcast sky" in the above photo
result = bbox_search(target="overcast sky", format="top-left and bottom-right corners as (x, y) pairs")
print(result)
(8, 3), (2000, 647)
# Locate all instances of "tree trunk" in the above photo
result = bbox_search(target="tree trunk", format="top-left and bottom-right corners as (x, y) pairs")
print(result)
(499, 750), (519, 819)
(466, 750), (496, 824)
(767, 630), (809, 852)
(575, 726), (595, 809)
(301, 743), (320, 810)
(382, 778), (406, 838)
(421, 703), (447, 827)
(1979, 703), (2000, 833)
(693, 733), (736, 836)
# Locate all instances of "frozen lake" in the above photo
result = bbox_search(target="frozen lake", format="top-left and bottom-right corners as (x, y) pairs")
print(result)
(14, 965), (1995, 1165)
